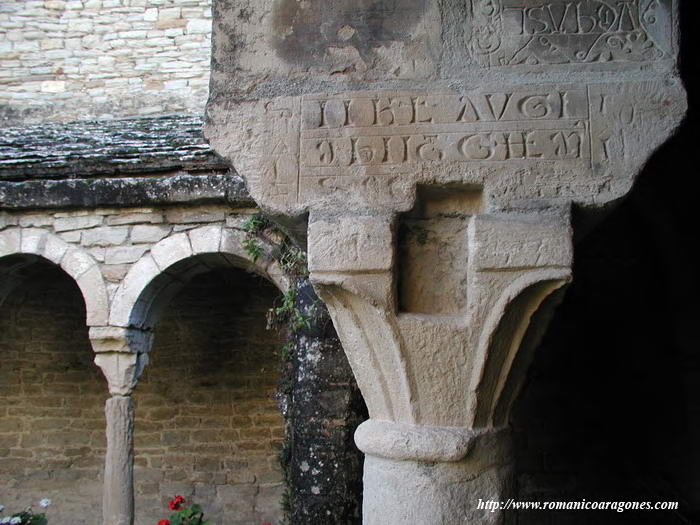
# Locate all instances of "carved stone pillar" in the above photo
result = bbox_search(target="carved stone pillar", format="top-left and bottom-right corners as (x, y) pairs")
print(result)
(91, 327), (151, 525)
(305, 208), (571, 522)
(205, 0), (686, 522)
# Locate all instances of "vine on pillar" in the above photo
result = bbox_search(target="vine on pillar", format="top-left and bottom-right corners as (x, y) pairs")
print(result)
(243, 215), (366, 524)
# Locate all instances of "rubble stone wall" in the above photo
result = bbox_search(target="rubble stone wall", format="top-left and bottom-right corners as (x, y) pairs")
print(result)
(0, 0), (212, 125)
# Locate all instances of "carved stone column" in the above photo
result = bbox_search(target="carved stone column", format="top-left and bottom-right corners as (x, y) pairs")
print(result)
(91, 327), (151, 525)
(305, 208), (571, 522)
(205, 1), (686, 522)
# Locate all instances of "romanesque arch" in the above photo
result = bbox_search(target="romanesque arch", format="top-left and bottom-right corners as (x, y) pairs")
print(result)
(97, 224), (291, 525)
(0, 228), (109, 327)
(110, 224), (288, 331)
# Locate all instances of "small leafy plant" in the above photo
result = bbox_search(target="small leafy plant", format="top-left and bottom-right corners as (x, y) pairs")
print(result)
(157, 496), (210, 525)
(0, 498), (51, 524)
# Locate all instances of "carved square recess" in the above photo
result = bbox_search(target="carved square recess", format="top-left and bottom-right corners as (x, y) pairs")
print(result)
(397, 186), (483, 314)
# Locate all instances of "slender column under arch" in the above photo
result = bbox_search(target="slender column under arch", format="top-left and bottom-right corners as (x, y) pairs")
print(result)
(103, 396), (135, 525)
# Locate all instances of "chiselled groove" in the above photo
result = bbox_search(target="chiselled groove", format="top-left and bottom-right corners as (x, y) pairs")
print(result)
(320, 285), (416, 423)
(469, 270), (571, 428)
(485, 279), (568, 426)
(492, 284), (568, 426)
(321, 286), (397, 421)
(299, 89), (591, 173)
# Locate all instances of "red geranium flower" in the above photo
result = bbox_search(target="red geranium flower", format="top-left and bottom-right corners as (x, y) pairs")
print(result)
(157, 521), (170, 525)
(169, 495), (186, 511)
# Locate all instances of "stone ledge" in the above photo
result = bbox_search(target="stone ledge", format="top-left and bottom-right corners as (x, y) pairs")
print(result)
(0, 172), (253, 210)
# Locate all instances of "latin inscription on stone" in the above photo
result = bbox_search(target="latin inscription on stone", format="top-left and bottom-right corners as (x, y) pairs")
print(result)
(294, 89), (590, 200)
(468, 0), (672, 66)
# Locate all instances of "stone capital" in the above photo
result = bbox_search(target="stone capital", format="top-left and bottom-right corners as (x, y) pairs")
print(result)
(90, 327), (152, 395)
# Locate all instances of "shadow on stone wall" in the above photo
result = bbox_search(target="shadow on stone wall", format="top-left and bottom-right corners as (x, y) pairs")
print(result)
(512, 2), (700, 523)
(0, 260), (103, 523)
(133, 267), (285, 525)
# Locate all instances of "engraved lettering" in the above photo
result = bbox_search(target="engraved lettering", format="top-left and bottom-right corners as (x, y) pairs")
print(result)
(470, 0), (668, 66)
(297, 87), (592, 200)
(324, 99), (346, 129)
(348, 98), (375, 127)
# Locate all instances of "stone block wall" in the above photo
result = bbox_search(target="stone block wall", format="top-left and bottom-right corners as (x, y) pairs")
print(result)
(134, 269), (284, 525)
(0, 204), (287, 524)
(0, 263), (104, 524)
(0, 0), (212, 125)
(1, 204), (253, 288)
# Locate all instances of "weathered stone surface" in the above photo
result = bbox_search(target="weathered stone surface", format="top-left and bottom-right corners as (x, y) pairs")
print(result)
(284, 280), (365, 525)
(55, 215), (104, 232)
(82, 227), (130, 247)
(205, 1), (687, 523)
(130, 225), (171, 244)
(207, 83), (684, 216)
(103, 396), (135, 525)
(0, 172), (251, 212)
(0, 116), (226, 180)
(94, 353), (143, 397)
(105, 246), (150, 266)
(0, 1), (212, 125)
(467, 0), (676, 67)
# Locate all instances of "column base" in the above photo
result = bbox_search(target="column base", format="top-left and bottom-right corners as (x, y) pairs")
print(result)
(360, 425), (514, 525)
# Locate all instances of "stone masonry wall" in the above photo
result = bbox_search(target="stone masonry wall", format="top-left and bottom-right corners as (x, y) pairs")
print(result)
(0, 263), (104, 524)
(0, 0), (212, 125)
(0, 204), (255, 288)
(134, 268), (285, 525)
(0, 204), (288, 523)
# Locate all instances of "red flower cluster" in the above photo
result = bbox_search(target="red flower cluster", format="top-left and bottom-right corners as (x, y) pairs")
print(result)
(157, 521), (170, 525)
(169, 495), (186, 511)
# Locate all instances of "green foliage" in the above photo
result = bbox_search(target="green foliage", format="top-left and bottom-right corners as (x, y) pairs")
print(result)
(161, 497), (210, 525)
(242, 238), (264, 262)
(277, 241), (308, 279)
(241, 212), (314, 525)
(268, 286), (311, 333)
(242, 213), (271, 234)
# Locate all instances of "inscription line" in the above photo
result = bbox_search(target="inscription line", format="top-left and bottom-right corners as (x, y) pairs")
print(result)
(301, 120), (589, 139)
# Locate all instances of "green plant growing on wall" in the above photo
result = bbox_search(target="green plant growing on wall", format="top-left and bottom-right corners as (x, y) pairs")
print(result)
(241, 213), (310, 332)
(157, 496), (210, 525)
(241, 212), (314, 525)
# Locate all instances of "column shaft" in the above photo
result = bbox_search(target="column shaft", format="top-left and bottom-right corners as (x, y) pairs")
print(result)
(103, 395), (135, 525)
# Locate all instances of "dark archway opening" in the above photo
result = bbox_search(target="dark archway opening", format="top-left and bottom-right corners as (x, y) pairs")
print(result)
(0, 256), (103, 523)
(512, 1), (700, 523)
(131, 263), (285, 525)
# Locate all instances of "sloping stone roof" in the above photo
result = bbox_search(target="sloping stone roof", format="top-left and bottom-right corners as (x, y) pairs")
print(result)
(0, 115), (226, 180)
(0, 115), (254, 210)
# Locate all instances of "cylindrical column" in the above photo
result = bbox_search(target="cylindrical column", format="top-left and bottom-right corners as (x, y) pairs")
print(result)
(356, 421), (513, 525)
(103, 395), (135, 525)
